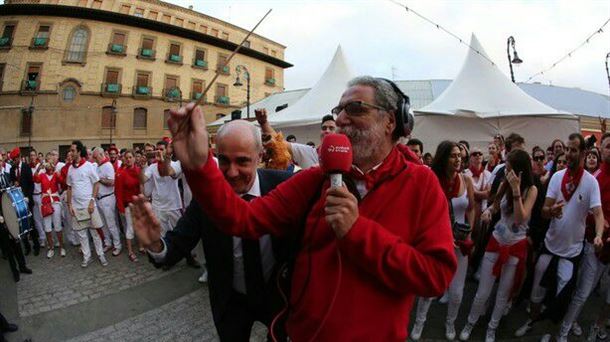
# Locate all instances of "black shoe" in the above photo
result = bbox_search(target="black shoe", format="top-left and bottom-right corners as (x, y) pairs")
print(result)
(3, 323), (18, 333)
(186, 257), (201, 269)
(20, 267), (32, 274)
(33, 248), (40, 256)
(12, 272), (20, 282)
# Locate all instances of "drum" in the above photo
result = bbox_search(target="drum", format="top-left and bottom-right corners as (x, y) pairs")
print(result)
(1, 187), (31, 239)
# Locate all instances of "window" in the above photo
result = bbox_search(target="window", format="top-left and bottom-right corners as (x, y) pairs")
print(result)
(106, 69), (119, 83)
(175, 18), (184, 27)
(133, 108), (147, 129)
(134, 8), (144, 17)
(161, 14), (171, 23)
(211, 28), (219, 37)
(0, 64), (4, 91)
(199, 25), (207, 33)
(221, 32), (229, 40)
(101, 106), (115, 128)
(0, 24), (15, 47)
(188, 21), (196, 30)
(191, 79), (203, 100)
(34, 25), (50, 47)
(140, 37), (155, 58)
(142, 37), (154, 49)
(265, 67), (275, 85)
(168, 43), (181, 63)
(164, 75), (179, 99)
(135, 72), (151, 96)
(215, 83), (228, 104)
(119, 4), (130, 14)
(148, 11), (158, 20)
(136, 73), (149, 87)
(109, 32), (126, 53)
(25, 64), (41, 91)
(193, 49), (206, 68)
(66, 27), (89, 63)
(92, 0), (103, 9)
(217, 53), (229, 74)
(163, 109), (170, 130)
(63, 86), (76, 102)
(104, 69), (120, 93)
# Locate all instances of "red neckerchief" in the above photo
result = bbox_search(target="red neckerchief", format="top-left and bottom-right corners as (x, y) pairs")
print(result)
(440, 172), (461, 199)
(469, 164), (484, 178)
(72, 158), (86, 168)
(348, 146), (405, 191)
(561, 166), (585, 201)
(486, 156), (499, 172)
(99, 158), (110, 166)
(29, 161), (38, 168)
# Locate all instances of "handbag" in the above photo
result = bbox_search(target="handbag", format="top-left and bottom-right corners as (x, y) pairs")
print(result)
(73, 207), (91, 230)
(449, 198), (471, 241)
(41, 202), (54, 217)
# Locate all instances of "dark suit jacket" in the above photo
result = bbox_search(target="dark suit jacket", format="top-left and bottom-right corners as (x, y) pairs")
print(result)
(152, 168), (293, 325)
(9, 162), (34, 208)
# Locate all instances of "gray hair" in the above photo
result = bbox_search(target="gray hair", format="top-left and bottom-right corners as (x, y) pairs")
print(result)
(347, 76), (399, 114)
(216, 120), (263, 153)
(92, 147), (105, 157)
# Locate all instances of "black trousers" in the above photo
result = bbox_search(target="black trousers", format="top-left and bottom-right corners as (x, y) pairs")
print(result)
(0, 223), (27, 279)
(20, 211), (40, 252)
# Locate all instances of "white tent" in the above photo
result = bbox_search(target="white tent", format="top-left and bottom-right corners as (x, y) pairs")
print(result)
(414, 34), (578, 151)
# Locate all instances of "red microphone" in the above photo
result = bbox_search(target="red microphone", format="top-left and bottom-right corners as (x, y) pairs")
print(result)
(320, 134), (353, 188)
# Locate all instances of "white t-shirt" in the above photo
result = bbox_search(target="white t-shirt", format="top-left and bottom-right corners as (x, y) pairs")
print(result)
(31, 163), (41, 194)
(55, 161), (65, 173)
(464, 168), (492, 210)
(291, 143), (319, 169)
(67, 161), (100, 209)
(97, 161), (115, 197)
(144, 161), (183, 211)
(544, 169), (602, 257)
(3, 163), (11, 174)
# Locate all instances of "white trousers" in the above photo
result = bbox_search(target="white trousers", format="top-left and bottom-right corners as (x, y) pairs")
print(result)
(122, 207), (134, 240)
(560, 242), (607, 336)
(530, 252), (575, 304)
(97, 195), (121, 249)
(43, 202), (63, 233)
(32, 194), (45, 243)
(415, 247), (468, 325)
(76, 228), (104, 261)
(467, 251), (519, 329)
(154, 208), (182, 237)
(61, 195), (76, 244)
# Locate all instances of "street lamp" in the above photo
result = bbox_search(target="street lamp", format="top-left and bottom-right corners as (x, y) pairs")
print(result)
(109, 99), (117, 144)
(605, 52), (610, 97)
(507, 36), (523, 83)
(233, 65), (250, 119)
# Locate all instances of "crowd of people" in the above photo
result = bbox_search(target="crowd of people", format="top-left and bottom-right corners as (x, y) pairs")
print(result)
(0, 75), (608, 342)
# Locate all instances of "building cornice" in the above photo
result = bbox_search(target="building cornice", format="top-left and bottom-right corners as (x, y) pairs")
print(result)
(0, 4), (292, 69)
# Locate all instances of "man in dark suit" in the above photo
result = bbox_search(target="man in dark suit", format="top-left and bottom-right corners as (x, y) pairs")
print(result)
(133, 120), (293, 341)
(8, 148), (40, 255)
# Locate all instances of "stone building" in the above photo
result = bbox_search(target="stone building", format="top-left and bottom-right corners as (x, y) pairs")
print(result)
(0, 0), (291, 156)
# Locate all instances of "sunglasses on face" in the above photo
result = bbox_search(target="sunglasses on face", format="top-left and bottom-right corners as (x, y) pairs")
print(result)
(471, 152), (483, 157)
(533, 156), (545, 162)
(331, 101), (387, 117)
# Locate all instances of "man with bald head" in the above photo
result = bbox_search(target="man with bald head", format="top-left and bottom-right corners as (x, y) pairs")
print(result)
(134, 120), (292, 341)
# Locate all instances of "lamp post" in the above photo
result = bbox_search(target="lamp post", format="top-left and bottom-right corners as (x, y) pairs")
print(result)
(22, 95), (35, 149)
(233, 65), (250, 119)
(507, 36), (523, 83)
(605, 52), (610, 97)
(109, 99), (117, 145)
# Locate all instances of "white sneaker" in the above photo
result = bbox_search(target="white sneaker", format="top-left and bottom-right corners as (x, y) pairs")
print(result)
(515, 319), (533, 337)
(459, 322), (474, 341)
(446, 322), (456, 340)
(99, 255), (108, 267)
(112, 248), (122, 256)
(439, 292), (449, 304)
(503, 301), (512, 316)
(81, 257), (92, 268)
(198, 270), (208, 283)
(572, 321), (583, 336)
(60, 248), (66, 257)
(556, 334), (568, 342)
(46, 249), (55, 259)
(410, 322), (424, 341)
(539, 334), (551, 342)
(485, 328), (496, 342)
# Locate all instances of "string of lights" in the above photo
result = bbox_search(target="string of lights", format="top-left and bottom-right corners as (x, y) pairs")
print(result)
(387, 0), (496, 67)
(525, 17), (610, 83)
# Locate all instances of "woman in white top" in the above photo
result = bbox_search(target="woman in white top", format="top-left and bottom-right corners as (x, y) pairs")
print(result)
(411, 141), (475, 341)
(459, 149), (538, 342)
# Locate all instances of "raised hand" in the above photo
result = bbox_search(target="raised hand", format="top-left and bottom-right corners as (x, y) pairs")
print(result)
(506, 170), (521, 193)
(130, 194), (162, 252)
(255, 108), (268, 125)
(167, 102), (209, 171)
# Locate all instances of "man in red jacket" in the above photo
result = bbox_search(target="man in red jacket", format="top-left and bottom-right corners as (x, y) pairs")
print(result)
(133, 76), (457, 340)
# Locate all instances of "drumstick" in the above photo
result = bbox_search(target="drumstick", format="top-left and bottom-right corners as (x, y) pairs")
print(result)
(176, 9), (272, 134)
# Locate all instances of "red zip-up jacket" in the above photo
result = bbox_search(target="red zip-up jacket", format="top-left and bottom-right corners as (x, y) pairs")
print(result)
(185, 145), (456, 341)
(115, 165), (141, 213)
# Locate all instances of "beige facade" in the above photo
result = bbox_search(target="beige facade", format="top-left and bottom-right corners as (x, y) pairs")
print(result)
(0, 0), (290, 154)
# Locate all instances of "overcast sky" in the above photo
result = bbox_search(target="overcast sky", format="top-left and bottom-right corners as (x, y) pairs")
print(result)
(166, 0), (610, 96)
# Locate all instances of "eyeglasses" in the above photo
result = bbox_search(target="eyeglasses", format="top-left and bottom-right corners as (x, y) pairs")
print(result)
(471, 152), (483, 157)
(331, 101), (388, 117)
(533, 156), (545, 162)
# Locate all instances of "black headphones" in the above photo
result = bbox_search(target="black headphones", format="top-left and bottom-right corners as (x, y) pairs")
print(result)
(377, 78), (414, 140)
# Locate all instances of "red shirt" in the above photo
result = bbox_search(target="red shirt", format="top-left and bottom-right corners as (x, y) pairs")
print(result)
(185, 146), (456, 341)
(34, 172), (61, 204)
(58, 163), (71, 191)
(115, 165), (141, 213)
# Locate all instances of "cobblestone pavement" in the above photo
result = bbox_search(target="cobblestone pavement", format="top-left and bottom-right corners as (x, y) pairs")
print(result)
(66, 288), (267, 342)
(16, 244), (184, 317)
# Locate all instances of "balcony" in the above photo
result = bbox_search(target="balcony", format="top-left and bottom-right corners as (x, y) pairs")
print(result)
(21, 79), (39, 94)
(138, 48), (155, 60)
(30, 37), (48, 49)
(0, 36), (11, 49)
(215, 95), (230, 105)
(217, 65), (230, 75)
(191, 91), (205, 101)
(107, 43), (126, 56)
(265, 78), (276, 86)
(166, 53), (183, 65)
(101, 83), (122, 97)
(192, 59), (208, 70)
(132, 85), (152, 99)
(163, 87), (181, 102)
